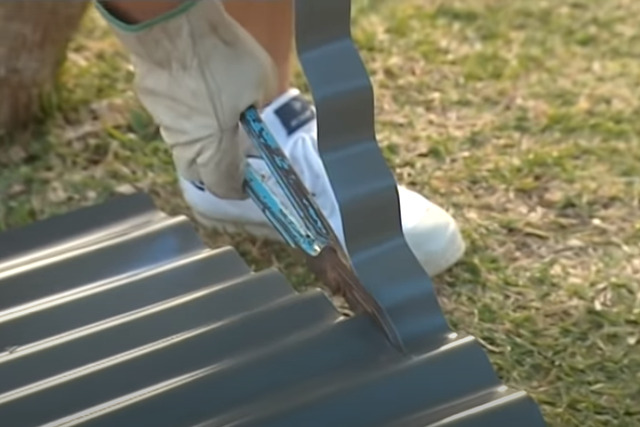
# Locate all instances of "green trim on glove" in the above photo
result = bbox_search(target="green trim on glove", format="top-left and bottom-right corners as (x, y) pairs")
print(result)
(94, 0), (198, 32)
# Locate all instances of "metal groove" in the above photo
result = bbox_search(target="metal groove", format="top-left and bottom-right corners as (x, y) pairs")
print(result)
(0, 194), (164, 271)
(0, 217), (206, 312)
(0, 248), (248, 324)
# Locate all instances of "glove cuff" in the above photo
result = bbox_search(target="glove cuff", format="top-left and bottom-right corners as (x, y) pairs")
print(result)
(94, 0), (198, 33)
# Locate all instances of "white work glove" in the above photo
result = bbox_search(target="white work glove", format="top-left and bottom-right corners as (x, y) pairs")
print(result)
(98, 0), (278, 199)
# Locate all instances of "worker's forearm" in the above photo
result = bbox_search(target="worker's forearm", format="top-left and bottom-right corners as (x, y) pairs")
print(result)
(99, 1), (186, 24)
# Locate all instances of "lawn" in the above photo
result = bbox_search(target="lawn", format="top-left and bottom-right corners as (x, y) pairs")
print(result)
(1, 0), (639, 425)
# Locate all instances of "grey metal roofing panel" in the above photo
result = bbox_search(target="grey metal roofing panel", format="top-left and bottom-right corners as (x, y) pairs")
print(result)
(0, 193), (546, 426)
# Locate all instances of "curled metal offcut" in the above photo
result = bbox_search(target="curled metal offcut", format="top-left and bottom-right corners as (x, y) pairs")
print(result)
(294, 0), (450, 353)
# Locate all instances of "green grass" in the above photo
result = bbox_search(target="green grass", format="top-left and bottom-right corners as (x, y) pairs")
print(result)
(2, 0), (639, 425)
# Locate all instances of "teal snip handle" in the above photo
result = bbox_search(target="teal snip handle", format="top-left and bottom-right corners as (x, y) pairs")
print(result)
(240, 106), (332, 257)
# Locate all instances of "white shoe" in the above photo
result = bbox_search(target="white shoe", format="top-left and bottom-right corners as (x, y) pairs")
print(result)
(179, 89), (465, 276)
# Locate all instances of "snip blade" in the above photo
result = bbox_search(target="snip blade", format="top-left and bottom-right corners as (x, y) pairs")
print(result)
(240, 107), (405, 352)
(305, 245), (405, 352)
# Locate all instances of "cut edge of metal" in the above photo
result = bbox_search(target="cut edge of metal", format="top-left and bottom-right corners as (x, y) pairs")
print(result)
(294, 0), (451, 353)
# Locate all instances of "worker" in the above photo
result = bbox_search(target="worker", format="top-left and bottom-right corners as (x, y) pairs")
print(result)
(95, 0), (466, 276)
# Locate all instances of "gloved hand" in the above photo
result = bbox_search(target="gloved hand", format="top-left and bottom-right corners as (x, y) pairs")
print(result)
(97, 0), (278, 199)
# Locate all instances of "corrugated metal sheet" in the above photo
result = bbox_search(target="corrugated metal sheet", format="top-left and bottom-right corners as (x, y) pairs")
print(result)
(0, 193), (546, 426)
